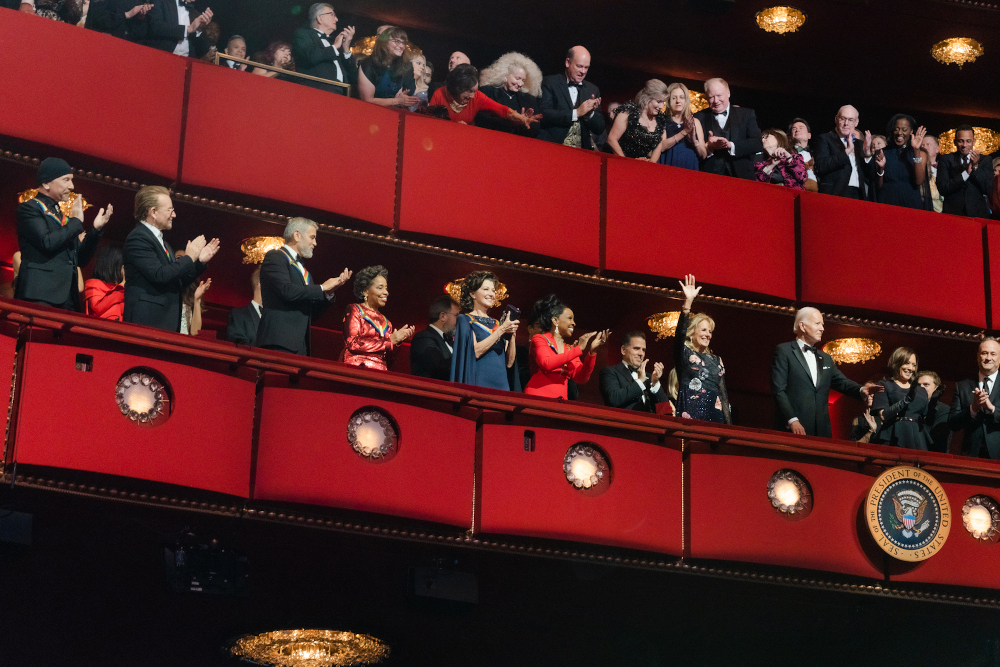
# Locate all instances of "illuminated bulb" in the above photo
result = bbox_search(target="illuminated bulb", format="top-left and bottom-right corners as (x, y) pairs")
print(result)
(773, 478), (800, 507)
(967, 505), (992, 535)
(355, 424), (382, 456)
(123, 383), (155, 413)
(570, 457), (598, 482)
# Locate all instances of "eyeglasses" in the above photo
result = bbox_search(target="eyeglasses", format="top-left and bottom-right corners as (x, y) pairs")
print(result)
(317, 11), (334, 18)
(835, 116), (859, 124)
(388, 38), (405, 45)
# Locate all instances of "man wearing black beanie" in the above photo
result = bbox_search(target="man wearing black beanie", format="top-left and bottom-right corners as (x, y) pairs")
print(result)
(15, 158), (113, 310)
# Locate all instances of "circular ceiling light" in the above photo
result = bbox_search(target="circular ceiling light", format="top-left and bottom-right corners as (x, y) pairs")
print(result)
(347, 407), (399, 463)
(931, 37), (983, 68)
(228, 629), (389, 666)
(822, 338), (881, 365)
(755, 6), (807, 34)
(962, 495), (1000, 542)
(767, 469), (813, 519)
(563, 443), (611, 495)
(115, 369), (171, 426)
(646, 311), (681, 340)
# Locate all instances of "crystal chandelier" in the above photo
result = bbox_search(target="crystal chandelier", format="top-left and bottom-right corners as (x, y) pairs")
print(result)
(931, 38), (983, 68)
(822, 338), (881, 365)
(755, 6), (807, 34)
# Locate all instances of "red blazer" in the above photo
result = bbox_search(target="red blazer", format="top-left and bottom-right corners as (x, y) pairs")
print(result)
(429, 87), (514, 125)
(342, 304), (395, 371)
(524, 333), (596, 399)
(84, 278), (124, 321)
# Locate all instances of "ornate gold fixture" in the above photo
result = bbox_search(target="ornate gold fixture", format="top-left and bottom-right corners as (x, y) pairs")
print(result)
(822, 338), (881, 365)
(228, 629), (389, 666)
(931, 37), (983, 68)
(938, 127), (1000, 155)
(755, 6), (807, 34)
(646, 311), (681, 340)
(18, 189), (91, 217)
(241, 236), (285, 264)
(962, 495), (1000, 541)
(444, 279), (507, 306)
(350, 36), (422, 59)
(688, 91), (709, 114)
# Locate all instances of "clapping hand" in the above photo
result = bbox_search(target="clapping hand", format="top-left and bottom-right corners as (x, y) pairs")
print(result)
(194, 278), (211, 300)
(650, 361), (664, 385)
(911, 125), (927, 152)
(322, 268), (352, 292)
(124, 2), (152, 18)
(706, 131), (729, 152)
(586, 329), (611, 353)
(973, 388), (995, 413)
(93, 203), (113, 230)
(576, 95), (600, 117)
(575, 331), (596, 352)
(970, 150), (981, 170)
(197, 238), (220, 263)
(636, 359), (649, 383)
(862, 130), (873, 157)
(875, 149), (886, 170)
(393, 88), (420, 108)
(185, 235), (207, 259)
(188, 7), (212, 33)
(390, 324), (415, 345)
(498, 311), (520, 337)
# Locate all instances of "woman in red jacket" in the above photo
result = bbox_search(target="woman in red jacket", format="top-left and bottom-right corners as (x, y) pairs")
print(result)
(84, 244), (125, 321)
(342, 265), (414, 371)
(429, 63), (538, 129)
(524, 294), (609, 399)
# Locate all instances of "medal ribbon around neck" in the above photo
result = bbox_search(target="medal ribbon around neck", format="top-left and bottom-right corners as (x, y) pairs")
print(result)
(357, 304), (389, 337)
(469, 315), (499, 336)
(35, 198), (67, 227)
(280, 247), (311, 284)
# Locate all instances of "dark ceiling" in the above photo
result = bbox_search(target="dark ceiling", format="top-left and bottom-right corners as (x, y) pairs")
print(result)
(214, 0), (1000, 137)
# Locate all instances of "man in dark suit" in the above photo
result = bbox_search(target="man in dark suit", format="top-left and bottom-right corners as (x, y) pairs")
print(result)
(16, 158), (112, 310)
(948, 338), (1000, 459)
(538, 46), (604, 150)
(85, 0), (152, 41)
(291, 3), (356, 95)
(937, 125), (993, 218)
(771, 307), (879, 438)
(226, 267), (262, 346)
(694, 78), (763, 180)
(917, 371), (951, 453)
(409, 294), (460, 381)
(254, 217), (351, 356)
(123, 185), (219, 331)
(813, 105), (875, 199)
(218, 34), (248, 71)
(600, 331), (669, 412)
(142, 0), (211, 55)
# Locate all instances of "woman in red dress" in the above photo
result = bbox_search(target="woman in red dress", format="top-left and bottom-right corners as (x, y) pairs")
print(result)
(429, 63), (538, 128)
(83, 244), (125, 321)
(343, 265), (414, 371)
(524, 294), (609, 399)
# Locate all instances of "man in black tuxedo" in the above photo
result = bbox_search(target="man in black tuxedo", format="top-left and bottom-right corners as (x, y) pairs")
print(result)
(409, 294), (460, 381)
(16, 158), (112, 310)
(291, 3), (356, 95)
(694, 78), (763, 180)
(917, 371), (951, 453)
(813, 105), (876, 200)
(948, 338), (1000, 459)
(600, 331), (669, 412)
(218, 34), (248, 71)
(937, 125), (993, 218)
(124, 186), (219, 331)
(226, 267), (262, 346)
(771, 307), (879, 438)
(142, 0), (211, 55)
(254, 217), (351, 356)
(538, 46), (604, 150)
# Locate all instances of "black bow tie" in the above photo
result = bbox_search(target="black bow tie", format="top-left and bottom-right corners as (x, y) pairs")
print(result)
(715, 109), (728, 117)
(802, 344), (820, 355)
(568, 82), (583, 89)
(445, 332), (455, 344)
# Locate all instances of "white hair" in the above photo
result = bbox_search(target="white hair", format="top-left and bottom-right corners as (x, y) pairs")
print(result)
(793, 307), (821, 335)
(283, 217), (317, 242)
(479, 52), (543, 98)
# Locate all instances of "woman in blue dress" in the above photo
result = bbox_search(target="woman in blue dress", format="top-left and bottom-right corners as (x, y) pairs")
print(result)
(673, 274), (731, 424)
(658, 82), (705, 170)
(874, 114), (929, 209)
(450, 271), (520, 391)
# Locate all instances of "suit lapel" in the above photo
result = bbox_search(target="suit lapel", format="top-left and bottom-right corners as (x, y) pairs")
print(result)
(791, 342), (814, 386)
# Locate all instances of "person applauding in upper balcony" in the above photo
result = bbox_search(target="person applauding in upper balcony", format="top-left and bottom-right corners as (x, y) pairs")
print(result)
(658, 82), (706, 171)
(358, 27), (419, 108)
(538, 46), (604, 150)
(429, 64), (538, 129)
(252, 41), (296, 82)
(342, 265), (413, 371)
(143, 0), (212, 57)
(524, 294), (608, 400)
(694, 78), (763, 180)
(674, 275), (731, 424)
(292, 3), (355, 96)
(814, 106), (875, 201)
(754, 129), (807, 190)
(477, 52), (542, 136)
(873, 114), (928, 209)
(17, 158), (111, 311)
(936, 125), (993, 218)
(605, 79), (669, 161)
(450, 271), (519, 391)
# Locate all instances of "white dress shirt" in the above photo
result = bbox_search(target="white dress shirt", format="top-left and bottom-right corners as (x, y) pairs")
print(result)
(623, 361), (661, 405)
(316, 29), (345, 82)
(251, 300), (262, 317)
(787, 339), (820, 426)
(713, 105), (737, 156)
(140, 221), (168, 254)
(566, 78), (580, 121)
(973, 370), (999, 417)
(429, 324), (453, 354)
(172, 0), (192, 57)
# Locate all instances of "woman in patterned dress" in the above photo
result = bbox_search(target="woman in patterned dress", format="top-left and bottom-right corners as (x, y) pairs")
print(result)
(673, 274), (731, 424)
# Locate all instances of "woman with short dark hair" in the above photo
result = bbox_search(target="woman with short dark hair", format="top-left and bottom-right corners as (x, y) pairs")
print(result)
(84, 244), (125, 321)
(429, 64), (537, 129)
(874, 114), (928, 209)
(524, 294), (608, 399)
(871, 346), (933, 449)
(755, 129), (807, 189)
(450, 270), (519, 390)
(342, 265), (413, 371)
(252, 40), (297, 81)
(358, 27), (419, 109)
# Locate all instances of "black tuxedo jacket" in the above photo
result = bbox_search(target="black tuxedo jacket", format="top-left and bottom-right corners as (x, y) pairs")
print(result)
(123, 223), (204, 331)
(771, 340), (863, 437)
(409, 327), (452, 381)
(538, 74), (605, 150)
(937, 152), (993, 218)
(226, 302), (261, 346)
(85, 0), (149, 41)
(948, 378), (1000, 459)
(599, 362), (669, 413)
(15, 195), (102, 309)
(143, 0), (209, 55)
(693, 106), (763, 180)
(254, 248), (331, 356)
(813, 131), (875, 198)
(291, 26), (357, 95)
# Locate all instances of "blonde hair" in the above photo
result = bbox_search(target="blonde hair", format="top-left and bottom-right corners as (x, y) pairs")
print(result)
(479, 52), (543, 98)
(134, 185), (170, 221)
(704, 77), (729, 92)
(686, 312), (715, 352)
(666, 82), (692, 122)
(634, 79), (669, 110)
(667, 368), (679, 400)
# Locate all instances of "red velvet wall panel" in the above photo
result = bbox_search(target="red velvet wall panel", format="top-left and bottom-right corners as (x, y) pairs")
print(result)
(399, 116), (601, 267)
(605, 161), (797, 299)
(254, 381), (474, 527)
(987, 222), (1000, 331)
(689, 454), (883, 578)
(181, 63), (399, 227)
(13, 338), (254, 496)
(800, 192), (986, 326)
(479, 425), (682, 554)
(0, 11), (185, 177)
(890, 480), (1000, 590)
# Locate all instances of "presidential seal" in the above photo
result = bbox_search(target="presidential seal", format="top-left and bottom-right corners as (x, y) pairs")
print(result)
(865, 466), (951, 562)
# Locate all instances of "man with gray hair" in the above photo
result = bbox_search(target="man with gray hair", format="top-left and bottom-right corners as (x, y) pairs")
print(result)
(254, 217), (351, 356)
(771, 306), (880, 438)
(291, 3), (356, 95)
(693, 77), (763, 179)
(814, 105), (875, 199)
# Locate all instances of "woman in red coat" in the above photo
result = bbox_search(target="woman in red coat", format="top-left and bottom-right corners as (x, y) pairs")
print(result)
(429, 63), (538, 128)
(342, 265), (414, 371)
(524, 294), (609, 399)
(84, 244), (125, 321)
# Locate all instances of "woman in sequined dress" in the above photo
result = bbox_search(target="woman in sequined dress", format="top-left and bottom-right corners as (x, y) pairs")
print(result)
(673, 274), (731, 424)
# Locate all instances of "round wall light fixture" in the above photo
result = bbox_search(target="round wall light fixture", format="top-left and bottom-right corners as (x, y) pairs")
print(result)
(563, 443), (611, 495)
(227, 628), (390, 666)
(767, 469), (813, 519)
(115, 368), (171, 426)
(347, 407), (399, 463)
(962, 495), (1000, 542)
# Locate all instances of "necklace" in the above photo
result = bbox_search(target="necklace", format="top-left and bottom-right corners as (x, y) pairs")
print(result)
(449, 99), (468, 113)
